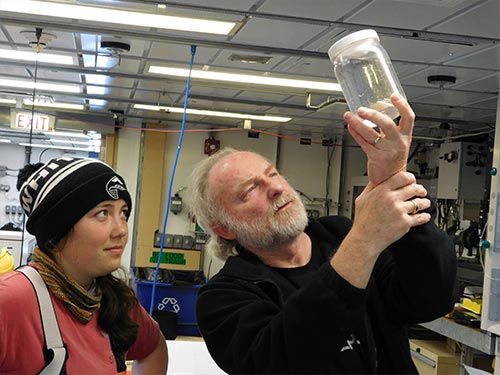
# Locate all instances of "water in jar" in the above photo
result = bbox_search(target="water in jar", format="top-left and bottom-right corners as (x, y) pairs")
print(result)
(335, 55), (402, 119)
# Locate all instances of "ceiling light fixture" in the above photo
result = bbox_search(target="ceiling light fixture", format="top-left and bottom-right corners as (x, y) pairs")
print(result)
(0, 78), (80, 93)
(0, 48), (75, 65)
(44, 130), (98, 139)
(23, 98), (85, 110)
(134, 104), (292, 123)
(49, 139), (100, 147)
(19, 142), (99, 153)
(0, 98), (16, 105)
(0, 1), (237, 35)
(148, 66), (342, 93)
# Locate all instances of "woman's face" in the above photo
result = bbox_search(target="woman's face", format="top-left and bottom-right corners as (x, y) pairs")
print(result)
(54, 199), (129, 288)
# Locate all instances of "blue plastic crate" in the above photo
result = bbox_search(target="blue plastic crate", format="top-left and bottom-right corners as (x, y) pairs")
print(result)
(135, 281), (202, 336)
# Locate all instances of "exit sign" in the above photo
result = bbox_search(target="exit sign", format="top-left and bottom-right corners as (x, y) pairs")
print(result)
(10, 111), (55, 132)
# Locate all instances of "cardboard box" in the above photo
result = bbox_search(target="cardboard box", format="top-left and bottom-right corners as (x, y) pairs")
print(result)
(410, 339), (460, 375)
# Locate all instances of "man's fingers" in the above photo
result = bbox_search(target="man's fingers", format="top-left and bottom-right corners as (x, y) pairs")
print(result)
(357, 106), (398, 138)
(345, 112), (384, 148)
(390, 93), (414, 137)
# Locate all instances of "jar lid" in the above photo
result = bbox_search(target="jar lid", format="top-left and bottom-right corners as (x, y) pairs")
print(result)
(328, 29), (380, 62)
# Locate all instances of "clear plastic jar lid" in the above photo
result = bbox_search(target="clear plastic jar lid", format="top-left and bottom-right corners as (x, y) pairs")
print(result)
(328, 29), (380, 61)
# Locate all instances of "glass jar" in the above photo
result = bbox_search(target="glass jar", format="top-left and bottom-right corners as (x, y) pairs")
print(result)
(328, 29), (406, 120)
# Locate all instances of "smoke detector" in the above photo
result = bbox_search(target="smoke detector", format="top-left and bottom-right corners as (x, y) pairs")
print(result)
(427, 75), (456, 88)
(20, 30), (57, 50)
(100, 38), (131, 56)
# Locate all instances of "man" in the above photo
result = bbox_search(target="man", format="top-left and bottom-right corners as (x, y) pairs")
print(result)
(189, 95), (457, 374)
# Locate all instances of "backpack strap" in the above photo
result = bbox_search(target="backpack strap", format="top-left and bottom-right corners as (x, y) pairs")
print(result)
(18, 266), (67, 375)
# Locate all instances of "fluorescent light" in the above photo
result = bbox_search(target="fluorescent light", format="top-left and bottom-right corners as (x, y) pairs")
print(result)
(0, 48), (74, 65)
(87, 86), (107, 95)
(85, 74), (108, 85)
(88, 99), (107, 106)
(19, 142), (99, 152)
(0, 78), (80, 93)
(49, 139), (100, 147)
(43, 131), (93, 139)
(134, 104), (292, 123)
(0, 1), (237, 35)
(0, 98), (16, 105)
(23, 99), (84, 110)
(0, 139), (12, 143)
(148, 66), (342, 92)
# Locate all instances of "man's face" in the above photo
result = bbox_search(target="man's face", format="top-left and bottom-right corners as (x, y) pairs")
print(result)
(208, 152), (308, 250)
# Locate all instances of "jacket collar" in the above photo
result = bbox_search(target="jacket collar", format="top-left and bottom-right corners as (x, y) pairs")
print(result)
(214, 217), (346, 282)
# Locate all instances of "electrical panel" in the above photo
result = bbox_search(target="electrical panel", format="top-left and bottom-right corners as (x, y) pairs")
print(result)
(437, 142), (488, 200)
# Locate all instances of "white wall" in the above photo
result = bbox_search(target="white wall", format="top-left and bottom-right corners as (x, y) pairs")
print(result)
(114, 124), (142, 274)
(278, 137), (343, 216)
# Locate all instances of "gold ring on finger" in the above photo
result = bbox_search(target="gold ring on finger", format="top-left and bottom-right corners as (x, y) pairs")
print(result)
(412, 200), (419, 215)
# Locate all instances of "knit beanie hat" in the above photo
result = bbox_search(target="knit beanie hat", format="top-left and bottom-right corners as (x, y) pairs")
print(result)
(18, 157), (132, 252)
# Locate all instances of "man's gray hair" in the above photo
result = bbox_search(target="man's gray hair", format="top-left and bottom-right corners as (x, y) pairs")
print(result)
(188, 148), (239, 260)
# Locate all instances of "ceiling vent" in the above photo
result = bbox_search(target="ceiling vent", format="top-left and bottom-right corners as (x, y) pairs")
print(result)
(100, 38), (131, 56)
(228, 53), (272, 65)
(427, 75), (456, 88)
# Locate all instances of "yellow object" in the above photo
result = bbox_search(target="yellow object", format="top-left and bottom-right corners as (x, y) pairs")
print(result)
(462, 297), (482, 315)
(0, 247), (15, 275)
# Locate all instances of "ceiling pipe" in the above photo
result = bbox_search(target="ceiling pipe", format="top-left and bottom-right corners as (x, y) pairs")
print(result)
(306, 93), (346, 110)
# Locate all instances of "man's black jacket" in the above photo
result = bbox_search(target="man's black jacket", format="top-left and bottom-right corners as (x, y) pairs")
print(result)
(196, 212), (458, 374)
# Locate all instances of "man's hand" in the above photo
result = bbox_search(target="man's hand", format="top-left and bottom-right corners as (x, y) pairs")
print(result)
(351, 171), (430, 254)
(344, 93), (414, 186)
(331, 171), (430, 289)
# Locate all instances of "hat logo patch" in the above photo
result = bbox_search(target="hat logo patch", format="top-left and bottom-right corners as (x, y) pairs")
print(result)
(106, 176), (126, 199)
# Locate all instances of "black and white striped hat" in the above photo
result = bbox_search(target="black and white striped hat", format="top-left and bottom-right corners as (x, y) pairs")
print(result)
(19, 157), (132, 251)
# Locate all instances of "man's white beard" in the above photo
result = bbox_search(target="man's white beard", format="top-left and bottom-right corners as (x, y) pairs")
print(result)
(224, 190), (309, 250)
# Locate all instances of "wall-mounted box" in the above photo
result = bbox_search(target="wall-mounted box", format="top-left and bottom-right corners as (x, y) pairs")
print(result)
(437, 142), (489, 200)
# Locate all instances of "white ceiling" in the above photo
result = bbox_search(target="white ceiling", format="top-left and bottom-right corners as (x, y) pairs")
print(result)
(0, 0), (498, 145)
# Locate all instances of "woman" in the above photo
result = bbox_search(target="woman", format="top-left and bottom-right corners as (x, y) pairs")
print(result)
(0, 157), (168, 374)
